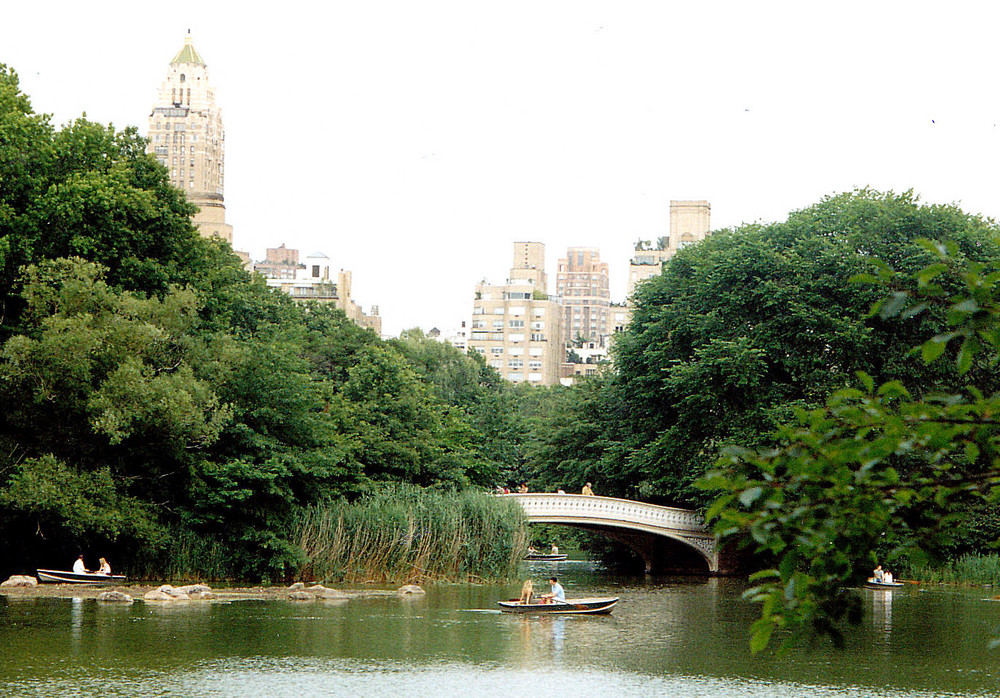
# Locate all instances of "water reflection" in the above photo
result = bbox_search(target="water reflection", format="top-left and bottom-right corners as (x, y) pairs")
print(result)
(1, 569), (997, 697)
(870, 588), (894, 635)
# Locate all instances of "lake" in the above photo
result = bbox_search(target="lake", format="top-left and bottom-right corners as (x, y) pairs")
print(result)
(1, 560), (997, 697)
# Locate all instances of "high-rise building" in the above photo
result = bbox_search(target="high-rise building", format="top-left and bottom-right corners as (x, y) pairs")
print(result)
(468, 242), (563, 386)
(626, 200), (711, 298)
(556, 247), (611, 346)
(147, 35), (232, 242)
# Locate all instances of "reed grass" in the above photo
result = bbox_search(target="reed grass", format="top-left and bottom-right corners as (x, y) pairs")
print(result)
(901, 554), (1000, 587)
(293, 485), (529, 584)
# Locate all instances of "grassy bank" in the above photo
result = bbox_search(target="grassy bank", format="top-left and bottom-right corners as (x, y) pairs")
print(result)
(901, 554), (1000, 586)
(293, 486), (528, 584)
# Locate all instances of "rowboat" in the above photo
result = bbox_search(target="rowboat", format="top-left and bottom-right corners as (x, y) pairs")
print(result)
(498, 596), (619, 614)
(864, 579), (903, 590)
(524, 553), (567, 561)
(36, 569), (127, 585)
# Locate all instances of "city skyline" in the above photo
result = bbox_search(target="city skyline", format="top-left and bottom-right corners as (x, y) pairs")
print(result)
(5, 2), (1000, 336)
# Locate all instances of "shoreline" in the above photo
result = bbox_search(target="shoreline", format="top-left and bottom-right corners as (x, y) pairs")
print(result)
(0, 582), (408, 602)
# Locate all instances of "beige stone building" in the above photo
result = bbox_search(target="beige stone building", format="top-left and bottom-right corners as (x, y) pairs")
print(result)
(147, 35), (232, 243)
(468, 242), (563, 386)
(254, 244), (303, 280)
(263, 250), (382, 335)
(556, 247), (611, 346)
(627, 200), (711, 298)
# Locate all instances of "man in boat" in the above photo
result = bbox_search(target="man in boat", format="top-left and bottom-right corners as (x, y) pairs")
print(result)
(540, 576), (565, 604)
(72, 555), (90, 574)
(872, 565), (884, 583)
(550, 544), (559, 555)
(581, 482), (594, 496)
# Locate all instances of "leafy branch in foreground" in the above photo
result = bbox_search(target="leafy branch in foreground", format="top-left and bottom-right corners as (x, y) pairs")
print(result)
(699, 239), (1000, 652)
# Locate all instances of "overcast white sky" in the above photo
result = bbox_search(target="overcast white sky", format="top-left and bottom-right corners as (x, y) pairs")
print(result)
(4, 1), (1000, 336)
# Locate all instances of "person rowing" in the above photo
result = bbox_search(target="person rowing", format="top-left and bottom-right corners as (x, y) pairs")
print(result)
(540, 576), (565, 604)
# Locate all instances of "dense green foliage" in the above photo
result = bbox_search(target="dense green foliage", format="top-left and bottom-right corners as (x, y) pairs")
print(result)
(294, 485), (528, 583)
(519, 190), (1000, 509)
(701, 239), (1000, 651)
(0, 67), (518, 581)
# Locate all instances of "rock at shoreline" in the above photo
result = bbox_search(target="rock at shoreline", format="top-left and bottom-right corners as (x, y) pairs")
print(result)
(98, 591), (133, 603)
(1, 575), (38, 588)
(287, 582), (306, 591)
(288, 591), (314, 601)
(144, 584), (190, 602)
(176, 584), (214, 599)
(397, 584), (425, 596)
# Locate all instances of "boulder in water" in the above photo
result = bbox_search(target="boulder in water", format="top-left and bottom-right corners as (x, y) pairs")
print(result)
(397, 584), (425, 596)
(1, 575), (38, 587)
(98, 591), (133, 603)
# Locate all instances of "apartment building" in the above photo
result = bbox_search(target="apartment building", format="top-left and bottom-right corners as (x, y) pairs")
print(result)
(627, 200), (711, 298)
(468, 242), (563, 386)
(147, 34), (232, 243)
(556, 247), (611, 346)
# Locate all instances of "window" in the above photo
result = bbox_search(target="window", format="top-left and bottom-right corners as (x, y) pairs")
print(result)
(490, 347), (503, 355)
(492, 320), (503, 330)
(490, 359), (502, 369)
(312, 265), (320, 278)
(528, 360), (542, 370)
(508, 347), (524, 356)
(507, 372), (524, 382)
(507, 358), (523, 368)
(472, 319), (486, 329)
(509, 320), (524, 328)
(509, 306), (526, 315)
(529, 348), (543, 356)
(508, 333), (525, 342)
(528, 373), (543, 382)
(530, 333), (545, 342)
(190, 146), (195, 155)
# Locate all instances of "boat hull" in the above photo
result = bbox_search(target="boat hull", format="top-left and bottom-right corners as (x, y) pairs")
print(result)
(524, 554), (567, 562)
(864, 581), (904, 590)
(36, 569), (127, 585)
(498, 596), (619, 614)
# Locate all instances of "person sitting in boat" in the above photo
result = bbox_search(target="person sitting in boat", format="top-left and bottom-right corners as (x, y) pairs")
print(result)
(872, 565), (884, 583)
(520, 579), (534, 605)
(883, 570), (894, 584)
(527, 545), (537, 554)
(550, 544), (559, 555)
(540, 576), (565, 604)
(97, 557), (111, 575)
(72, 555), (90, 575)
(581, 482), (594, 496)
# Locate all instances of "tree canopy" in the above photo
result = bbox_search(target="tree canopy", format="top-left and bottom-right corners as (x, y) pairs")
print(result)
(0, 66), (513, 580)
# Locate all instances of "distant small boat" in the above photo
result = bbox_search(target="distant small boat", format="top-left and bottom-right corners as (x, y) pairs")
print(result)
(524, 553), (567, 561)
(36, 569), (127, 585)
(864, 579), (904, 590)
(498, 596), (619, 614)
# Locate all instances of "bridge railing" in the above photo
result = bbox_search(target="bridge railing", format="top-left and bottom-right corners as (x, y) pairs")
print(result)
(499, 493), (708, 533)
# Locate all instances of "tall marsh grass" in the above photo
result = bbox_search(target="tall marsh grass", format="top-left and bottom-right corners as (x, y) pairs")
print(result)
(902, 554), (1000, 586)
(294, 486), (529, 584)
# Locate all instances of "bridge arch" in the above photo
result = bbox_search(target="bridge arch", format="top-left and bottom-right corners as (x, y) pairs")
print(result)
(502, 493), (719, 574)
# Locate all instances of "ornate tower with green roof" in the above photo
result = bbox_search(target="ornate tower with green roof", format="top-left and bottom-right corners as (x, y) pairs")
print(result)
(147, 34), (233, 243)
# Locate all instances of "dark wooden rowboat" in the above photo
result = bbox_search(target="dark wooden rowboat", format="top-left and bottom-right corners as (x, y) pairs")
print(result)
(523, 553), (568, 561)
(36, 569), (127, 585)
(498, 596), (619, 614)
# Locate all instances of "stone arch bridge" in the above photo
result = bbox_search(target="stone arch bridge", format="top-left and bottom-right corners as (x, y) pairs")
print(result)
(502, 493), (727, 575)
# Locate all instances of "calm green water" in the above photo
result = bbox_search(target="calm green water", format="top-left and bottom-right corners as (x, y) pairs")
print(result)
(1, 561), (998, 697)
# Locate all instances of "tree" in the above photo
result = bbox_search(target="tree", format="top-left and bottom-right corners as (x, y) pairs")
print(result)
(700, 238), (1000, 652)
(609, 190), (1000, 506)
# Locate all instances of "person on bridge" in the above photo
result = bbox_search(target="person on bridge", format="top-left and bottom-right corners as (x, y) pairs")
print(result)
(581, 482), (594, 496)
(541, 577), (565, 604)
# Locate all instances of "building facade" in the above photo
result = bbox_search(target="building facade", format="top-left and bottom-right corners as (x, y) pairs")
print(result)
(468, 242), (563, 386)
(263, 250), (382, 335)
(626, 200), (711, 298)
(556, 247), (611, 346)
(147, 35), (232, 242)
